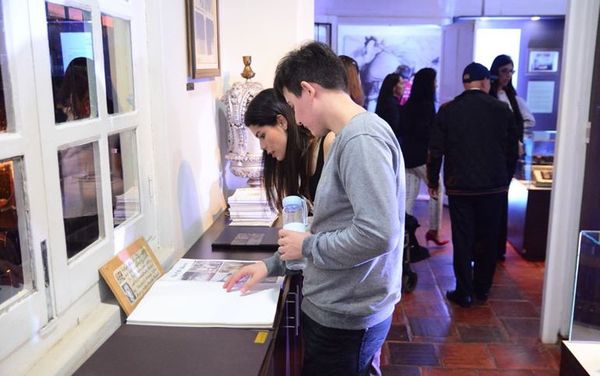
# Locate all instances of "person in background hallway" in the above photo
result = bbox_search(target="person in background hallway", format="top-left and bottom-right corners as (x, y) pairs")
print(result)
(427, 62), (518, 308)
(395, 64), (413, 105)
(339, 55), (365, 108)
(225, 42), (405, 376)
(401, 67), (447, 246)
(490, 54), (536, 145)
(375, 73), (404, 143)
(489, 54), (536, 261)
(243, 88), (334, 211)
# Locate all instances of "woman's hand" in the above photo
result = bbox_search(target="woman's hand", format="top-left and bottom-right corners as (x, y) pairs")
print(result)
(223, 262), (268, 294)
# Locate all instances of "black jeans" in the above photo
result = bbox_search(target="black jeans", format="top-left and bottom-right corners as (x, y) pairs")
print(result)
(301, 312), (391, 376)
(448, 193), (504, 297)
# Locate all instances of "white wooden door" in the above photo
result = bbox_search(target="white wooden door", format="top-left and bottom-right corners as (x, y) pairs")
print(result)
(0, 0), (155, 359)
(440, 20), (475, 104)
(0, 0), (51, 361)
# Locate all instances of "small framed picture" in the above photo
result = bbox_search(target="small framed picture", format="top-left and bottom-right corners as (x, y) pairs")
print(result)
(186, 0), (221, 78)
(528, 50), (559, 73)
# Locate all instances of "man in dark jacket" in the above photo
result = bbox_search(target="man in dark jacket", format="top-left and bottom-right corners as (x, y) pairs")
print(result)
(427, 62), (518, 308)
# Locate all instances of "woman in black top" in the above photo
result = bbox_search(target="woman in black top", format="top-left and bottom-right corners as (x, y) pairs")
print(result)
(374, 73), (404, 142)
(244, 88), (333, 211)
(403, 68), (447, 246)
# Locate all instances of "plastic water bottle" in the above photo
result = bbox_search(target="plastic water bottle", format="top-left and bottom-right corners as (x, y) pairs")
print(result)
(282, 195), (308, 270)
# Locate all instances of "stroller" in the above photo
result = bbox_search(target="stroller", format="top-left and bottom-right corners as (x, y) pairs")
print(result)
(401, 214), (430, 293)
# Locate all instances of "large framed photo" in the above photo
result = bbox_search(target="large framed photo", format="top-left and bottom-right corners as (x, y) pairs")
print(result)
(186, 0), (220, 78)
(528, 50), (559, 73)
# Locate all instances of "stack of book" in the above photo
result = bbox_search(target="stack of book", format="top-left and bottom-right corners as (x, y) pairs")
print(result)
(227, 187), (278, 226)
(113, 186), (140, 226)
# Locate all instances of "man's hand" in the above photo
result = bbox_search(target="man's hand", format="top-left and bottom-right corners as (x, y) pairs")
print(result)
(277, 229), (310, 261)
(223, 262), (268, 294)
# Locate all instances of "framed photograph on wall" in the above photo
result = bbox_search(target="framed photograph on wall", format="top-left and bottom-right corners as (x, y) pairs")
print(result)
(528, 50), (559, 73)
(186, 0), (220, 78)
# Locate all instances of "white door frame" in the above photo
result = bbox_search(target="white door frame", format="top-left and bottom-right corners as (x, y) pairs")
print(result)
(540, 0), (600, 343)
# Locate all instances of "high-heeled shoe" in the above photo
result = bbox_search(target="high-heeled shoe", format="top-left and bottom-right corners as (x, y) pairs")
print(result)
(425, 230), (449, 246)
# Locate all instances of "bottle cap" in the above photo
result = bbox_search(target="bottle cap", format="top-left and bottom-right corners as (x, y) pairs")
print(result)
(282, 195), (303, 208)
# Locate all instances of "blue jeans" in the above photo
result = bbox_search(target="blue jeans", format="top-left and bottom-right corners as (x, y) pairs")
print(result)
(301, 312), (391, 376)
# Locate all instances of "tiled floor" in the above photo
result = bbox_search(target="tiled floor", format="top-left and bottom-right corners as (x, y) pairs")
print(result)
(380, 200), (560, 375)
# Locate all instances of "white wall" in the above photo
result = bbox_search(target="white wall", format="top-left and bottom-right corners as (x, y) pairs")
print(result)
(541, 0), (600, 342)
(218, 0), (314, 198)
(146, 0), (314, 265)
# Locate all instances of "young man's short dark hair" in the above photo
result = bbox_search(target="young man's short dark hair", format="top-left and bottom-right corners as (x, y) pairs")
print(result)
(274, 41), (348, 97)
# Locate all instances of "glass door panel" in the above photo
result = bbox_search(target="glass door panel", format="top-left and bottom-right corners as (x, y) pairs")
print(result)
(101, 14), (134, 114)
(58, 142), (102, 258)
(0, 158), (33, 304)
(108, 131), (140, 227)
(45, 2), (98, 124)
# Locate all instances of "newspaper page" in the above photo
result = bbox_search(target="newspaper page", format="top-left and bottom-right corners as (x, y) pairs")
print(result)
(162, 259), (280, 284)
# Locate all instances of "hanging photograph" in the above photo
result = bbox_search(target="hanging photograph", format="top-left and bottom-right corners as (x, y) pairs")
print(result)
(186, 0), (220, 78)
(528, 50), (559, 73)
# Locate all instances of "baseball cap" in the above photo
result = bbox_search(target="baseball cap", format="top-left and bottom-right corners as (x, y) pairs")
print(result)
(462, 62), (490, 83)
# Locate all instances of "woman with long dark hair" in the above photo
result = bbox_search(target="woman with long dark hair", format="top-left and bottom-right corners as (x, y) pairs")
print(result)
(244, 88), (333, 210)
(489, 54), (536, 145)
(374, 73), (404, 141)
(489, 55), (535, 261)
(403, 68), (447, 246)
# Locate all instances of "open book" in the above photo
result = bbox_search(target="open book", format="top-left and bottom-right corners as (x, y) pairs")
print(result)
(126, 259), (283, 328)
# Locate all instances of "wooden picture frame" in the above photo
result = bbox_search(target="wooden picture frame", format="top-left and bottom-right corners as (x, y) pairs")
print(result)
(186, 0), (221, 78)
(532, 166), (554, 188)
(99, 238), (164, 315)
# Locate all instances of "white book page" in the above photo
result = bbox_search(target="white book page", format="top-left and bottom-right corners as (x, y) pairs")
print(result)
(126, 259), (283, 328)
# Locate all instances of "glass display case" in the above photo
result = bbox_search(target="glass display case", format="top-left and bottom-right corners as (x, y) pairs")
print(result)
(570, 230), (600, 340)
(507, 130), (556, 260)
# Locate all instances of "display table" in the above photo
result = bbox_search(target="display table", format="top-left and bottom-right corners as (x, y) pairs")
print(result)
(507, 168), (552, 261)
(560, 341), (600, 375)
(75, 212), (302, 376)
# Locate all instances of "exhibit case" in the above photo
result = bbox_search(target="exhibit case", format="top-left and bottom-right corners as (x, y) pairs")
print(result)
(570, 230), (600, 340)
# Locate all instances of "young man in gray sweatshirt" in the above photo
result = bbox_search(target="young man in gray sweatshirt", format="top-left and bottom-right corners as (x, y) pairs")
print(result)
(224, 42), (405, 376)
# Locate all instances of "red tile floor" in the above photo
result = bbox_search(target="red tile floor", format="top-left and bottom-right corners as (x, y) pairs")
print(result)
(380, 200), (561, 375)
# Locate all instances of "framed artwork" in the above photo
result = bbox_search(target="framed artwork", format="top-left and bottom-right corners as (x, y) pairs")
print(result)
(99, 238), (164, 315)
(337, 24), (441, 111)
(186, 0), (220, 78)
(532, 166), (553, 188)
(528, 50), (559, 73)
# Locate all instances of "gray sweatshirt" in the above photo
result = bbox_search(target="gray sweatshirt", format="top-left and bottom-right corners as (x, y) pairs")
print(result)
(264, 111), (405, 330)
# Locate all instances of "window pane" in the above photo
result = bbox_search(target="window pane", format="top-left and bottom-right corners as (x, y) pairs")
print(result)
(109, 132), (140, 226)
(0, 159), (33, 304)
(46, 2), (98, 124)
(102, 15), (135, 114)
(58, 143), (100, 258)
(0, 65), (6, 133)
(0, 4), (12, 134)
